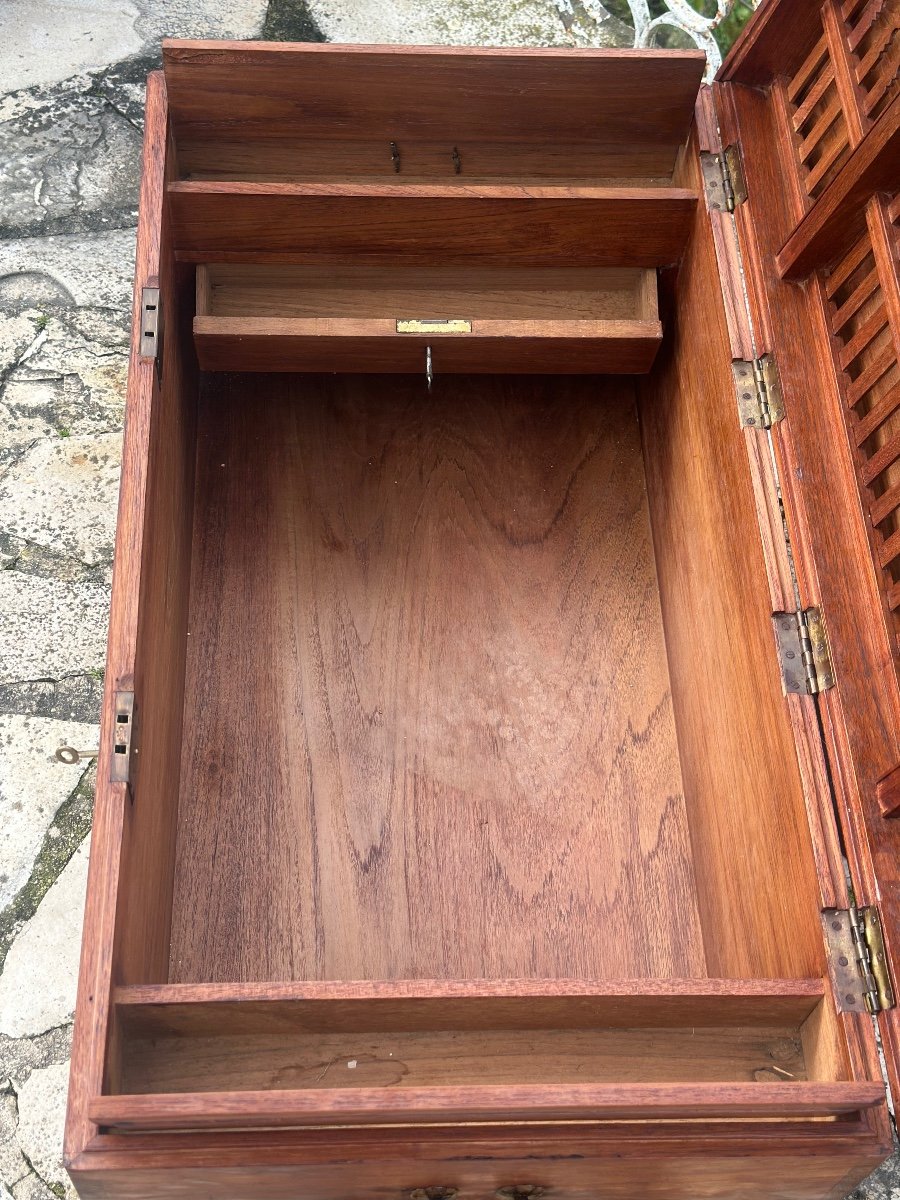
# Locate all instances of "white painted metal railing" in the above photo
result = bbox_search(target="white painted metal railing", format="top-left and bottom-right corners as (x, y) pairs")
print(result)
(553, 0), (762, 79)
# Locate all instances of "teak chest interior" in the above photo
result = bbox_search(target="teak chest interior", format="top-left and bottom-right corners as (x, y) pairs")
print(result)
(66, 5), (900, 1198)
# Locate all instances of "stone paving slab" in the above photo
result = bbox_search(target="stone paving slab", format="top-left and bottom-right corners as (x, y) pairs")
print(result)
(0, 434), (121, 568)
(0, 839), (90, 1041)
(0, 717), (97, 911)
(0, 2), (143, 95)
(0, 574), (109, 683)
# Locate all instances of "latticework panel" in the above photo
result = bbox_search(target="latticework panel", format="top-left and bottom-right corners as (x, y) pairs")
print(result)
(843, 0), (900, 125)
(781, 0), (898, 206)
(785, 33), (852, 200)
(823, 196), (900, 625)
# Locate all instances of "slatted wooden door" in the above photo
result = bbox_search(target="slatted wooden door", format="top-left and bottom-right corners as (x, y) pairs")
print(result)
(781, 0), (899, 204)
(820, 194), (900, 635)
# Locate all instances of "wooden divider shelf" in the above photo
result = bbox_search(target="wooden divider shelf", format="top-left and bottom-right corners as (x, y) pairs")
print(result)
(193, 263), (662, 374)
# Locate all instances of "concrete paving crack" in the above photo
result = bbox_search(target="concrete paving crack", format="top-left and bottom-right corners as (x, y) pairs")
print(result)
(100, 97), (143, 134)
(0, 765), (94, 975)
(18, 1141), (65, 1200)
(0, 440), (41, 483)
(0, 324), (47, 403)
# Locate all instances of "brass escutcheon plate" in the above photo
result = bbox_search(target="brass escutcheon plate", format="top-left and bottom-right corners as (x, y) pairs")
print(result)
(396, 319), (471, 334)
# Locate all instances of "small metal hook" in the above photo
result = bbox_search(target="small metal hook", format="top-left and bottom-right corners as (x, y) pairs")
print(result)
(55, 746), (99, 765)
(390, 141), (401, 173)
(451, 146), (462, 174)
(426, 345), (433, 391)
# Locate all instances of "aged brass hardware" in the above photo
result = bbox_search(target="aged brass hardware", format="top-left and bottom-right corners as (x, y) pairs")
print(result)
(55, 746), (99, 765)
(863, 906), (895, 1011)
(701, 143), (747, 212)
(773, 608), (834, 694)
(823, 906), (895, 1013)
(139, 287), (161, 365)
(723, 143), (748, 208)
(111, 690), (135, 785)
(733, 354), (784, 428)
(396, 319), (472, 334)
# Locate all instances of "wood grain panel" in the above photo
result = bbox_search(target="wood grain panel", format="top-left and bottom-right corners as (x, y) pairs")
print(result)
(169, 373), (704, 983)
(176, 137), (686, 185)
(65, 69), (170, 1164)
(88, 1081), (887, 1132)
(118, 1025), (809, 1095)
(112, 150), (197, 987)
(113, 979), (825, 1036)
(168, 181), (697, 266)
(65, 1147), (891, 1200)
(198, 263), (657, 320)
(639, 123), (825, 981)
(162, 42), (704, 166)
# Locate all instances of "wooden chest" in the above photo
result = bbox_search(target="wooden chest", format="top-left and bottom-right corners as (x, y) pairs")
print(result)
(65, 3), (900, 1197)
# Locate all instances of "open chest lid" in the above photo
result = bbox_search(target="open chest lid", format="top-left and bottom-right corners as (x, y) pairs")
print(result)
(710, 0), (900, 1099)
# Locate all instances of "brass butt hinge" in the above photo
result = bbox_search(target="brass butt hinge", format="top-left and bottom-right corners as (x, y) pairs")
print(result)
(733, 354), (784, 429)
(700, 143), (747, 213)
(111, 690), (135, 786)
(823, 906), (895, 1014)
(139, 286), (162, 376)
(772, 607), (835, 694)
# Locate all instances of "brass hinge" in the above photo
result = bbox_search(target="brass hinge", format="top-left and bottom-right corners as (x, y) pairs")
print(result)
(733, 354), (784, 429)
(111, 690), (135, 785)
(823, 906), (895, 1014)
(772, 607), (835, 694)
(139, 286), (162, 375)
(700, 143), (747, 213)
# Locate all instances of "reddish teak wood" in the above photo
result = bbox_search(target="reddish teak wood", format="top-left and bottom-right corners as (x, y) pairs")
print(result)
(715, 8), (900, 1110)
(777, 91), (900, 276)
(876, 763), (900, 816)
(168, 180), (697, 265)
(89, 1081), (885, 1133)
(63, 24), (900, 1200)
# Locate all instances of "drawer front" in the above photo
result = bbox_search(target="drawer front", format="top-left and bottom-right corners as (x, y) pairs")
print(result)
(191, 327), (661, 374)
(69, 1142), (884, 1200)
